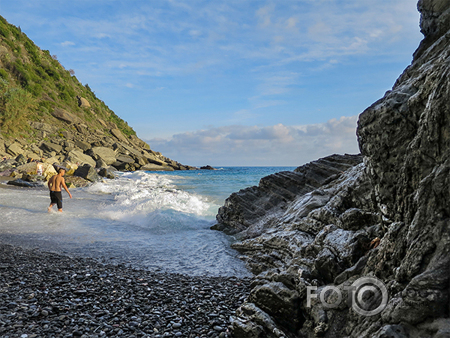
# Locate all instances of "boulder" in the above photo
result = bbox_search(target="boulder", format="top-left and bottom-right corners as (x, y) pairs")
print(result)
(64, 176), (90, 188)
(140, 163), (174, 171)
(113, 162), (133, 171)
(232, 303), (282, 338)
(73, 164), (99, 182)
(144, 156), (168, 166)
(15, 154), (27, 165)
(98, 167), (116, 179)
(24, 151), (41, 161)
(113, 154), (134, 166)
(87, 147), (117, 165)
(52, 108), (80, 124)
(118, 143), (143, 158)
(97, 118), (107, 128)
(65, 149), (96, 167)
(8, 170), (22, 178)
(60, 130), (74, 140)
(15, 162), (39, 175)
(22, 174), (45, 183)
(0, 168), (14, 177)
(29, 144), (43, 156)
(6, 143), (24, 156)
(96, 158), (107, 168)
(29, 122), (54, 134)
(42, 156), (60, 165)
(7, 179), (41, 188)
(42, 163), (57, 181)
(40, 141), (63, 154)
(248, 282), (301, 333)
(129, 134), (150, 149)
(74, 140), (91, 151)
(110, 128), (129, 144)
(0, 159), (15, 172)
(75, 124), (88, 135)
(61, 162), (78, 176)
(35, 130), (47, 139)
(136, 156), (148, 167)
(200, 165), (216, 170)
(77, 96), (91, 108)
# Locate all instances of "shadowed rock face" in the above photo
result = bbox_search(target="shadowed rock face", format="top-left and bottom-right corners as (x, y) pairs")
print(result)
(356, 0), (450, 332)
(220, 1), (450, 337)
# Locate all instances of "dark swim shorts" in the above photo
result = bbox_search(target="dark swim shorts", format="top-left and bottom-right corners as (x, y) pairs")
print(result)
(50, 191), (63, 209)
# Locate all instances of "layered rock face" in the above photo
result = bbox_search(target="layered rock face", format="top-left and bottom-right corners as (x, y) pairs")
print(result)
(216, 2), (450, 337)
(215, 154), (363, 238)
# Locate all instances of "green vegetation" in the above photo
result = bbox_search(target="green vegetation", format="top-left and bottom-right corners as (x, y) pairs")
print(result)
(0, 15), (136, 139)
(0, 79), (36, 135)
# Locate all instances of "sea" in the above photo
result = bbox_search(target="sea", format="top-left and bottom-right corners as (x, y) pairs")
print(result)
(0, 167), (295, 277)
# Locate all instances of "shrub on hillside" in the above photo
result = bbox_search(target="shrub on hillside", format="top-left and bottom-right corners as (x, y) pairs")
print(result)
(0, 79), (36, 135)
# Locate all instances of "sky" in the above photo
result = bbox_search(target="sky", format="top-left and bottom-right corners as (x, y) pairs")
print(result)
(0, 0), (422, 166)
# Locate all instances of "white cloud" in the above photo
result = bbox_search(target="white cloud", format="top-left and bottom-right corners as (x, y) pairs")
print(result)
(146, 116), (359, 166)
(61, 41), (75, 46)
(28, 1), (420, 80)
(189, 30), (202, 38)
(256, 5), (274, 28)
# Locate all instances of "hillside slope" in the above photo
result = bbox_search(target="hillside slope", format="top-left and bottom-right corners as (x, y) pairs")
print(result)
(0, 15), (194, 179)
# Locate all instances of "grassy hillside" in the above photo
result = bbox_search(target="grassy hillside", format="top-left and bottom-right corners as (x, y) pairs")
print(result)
(0, 15), (135, 140)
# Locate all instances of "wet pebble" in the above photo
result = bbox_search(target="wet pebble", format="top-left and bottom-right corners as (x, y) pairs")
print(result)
(0, 243), (251, 338)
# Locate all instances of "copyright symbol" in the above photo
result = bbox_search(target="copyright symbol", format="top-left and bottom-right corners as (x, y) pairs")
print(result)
(351, 277), (388, 316)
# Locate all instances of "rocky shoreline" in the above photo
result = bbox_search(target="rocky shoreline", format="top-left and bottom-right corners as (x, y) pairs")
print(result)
(0, 243), (251, 338)
(0, 116), (197, 188)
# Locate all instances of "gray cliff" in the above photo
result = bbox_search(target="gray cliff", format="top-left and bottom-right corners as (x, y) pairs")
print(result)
(215, 1), (450, 337)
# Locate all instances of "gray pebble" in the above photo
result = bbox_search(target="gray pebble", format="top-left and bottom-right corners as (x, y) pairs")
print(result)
(0, 244), (251, 338)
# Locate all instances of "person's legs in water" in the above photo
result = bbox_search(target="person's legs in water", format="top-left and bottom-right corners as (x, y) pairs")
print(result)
(47, 202), (55, 213)
(56, 193), (63, 212)
(48, 191), (63, 212)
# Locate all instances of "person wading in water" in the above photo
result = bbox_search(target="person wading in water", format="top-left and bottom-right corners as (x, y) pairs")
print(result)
(47, 167), (72, 212)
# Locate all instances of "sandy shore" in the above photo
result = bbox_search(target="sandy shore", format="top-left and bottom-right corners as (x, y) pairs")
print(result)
(0, 243), (251, 338)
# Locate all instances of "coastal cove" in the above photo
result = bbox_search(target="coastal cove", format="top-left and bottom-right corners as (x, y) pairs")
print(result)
(0, 1), (449, 337)
(0, 167), (294, 277)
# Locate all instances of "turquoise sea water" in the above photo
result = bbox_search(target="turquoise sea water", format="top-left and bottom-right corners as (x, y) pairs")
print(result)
(159, 166), (297, 212)
(0, 166), (295, 276)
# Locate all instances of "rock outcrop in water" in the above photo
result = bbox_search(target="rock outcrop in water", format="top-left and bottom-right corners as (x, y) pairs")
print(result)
(214, 154), (363, 239)
(215, 1), (450, 337)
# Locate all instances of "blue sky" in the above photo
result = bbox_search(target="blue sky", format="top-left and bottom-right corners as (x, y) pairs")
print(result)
(0, 0), (422, 166)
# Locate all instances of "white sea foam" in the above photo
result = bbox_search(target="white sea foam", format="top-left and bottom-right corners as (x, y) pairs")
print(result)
(0, 171), (250, 276)
(87, 171), (211, 224)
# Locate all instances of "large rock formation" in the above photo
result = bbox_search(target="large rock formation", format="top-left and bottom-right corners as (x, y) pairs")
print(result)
(0, 14), (195, 176)
(214, 154), (363, 238)
(216, 2), (450, 337)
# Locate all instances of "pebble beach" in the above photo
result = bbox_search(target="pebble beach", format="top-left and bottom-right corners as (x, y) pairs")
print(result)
(0, 244), (251, 338)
